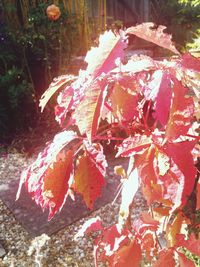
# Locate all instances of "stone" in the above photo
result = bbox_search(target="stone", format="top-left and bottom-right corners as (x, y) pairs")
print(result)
(0, 243), (6, 258)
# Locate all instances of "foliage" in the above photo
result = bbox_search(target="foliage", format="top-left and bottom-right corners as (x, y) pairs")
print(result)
(0, 64), (36, 139)
(0, 1), (82, 140)
(178, 0), (200, 7)
(17, 23), (200, 266)
(187, 30), (200, 51)
(150, 0), (200, 50)
(159, 0), (200, 25)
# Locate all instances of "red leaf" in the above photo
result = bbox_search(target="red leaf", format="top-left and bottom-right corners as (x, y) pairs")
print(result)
(39, 75), (75, 112)
(109, 239), (142, 267)
(143, 70), (164, 101)
(102, 225), (125, 253)
(153, 249), (176, 267)
(72, 78), (107, 141)
(176, 234), (200, 256)
(83, 140), (107, 176)
(110, 84), (138, 121)
(141, 233), (156, 261)
(142, 70), (173, 126)
(94, 224), (129, 265)
(197, 181), (200, 210)
(75, 217), (103, 239)
(55, 86), (74, 125)
(74, 152), (105, 209)
(165, 78), (194, 140)
(116, 135), (152, 157)
(134, 146), (163, 206)
(166, 212), (185, 247)
(133, 212), (159, 235)
(85, 30), (127, 78)
(16, 131), (77, 219)
(126, 23), (180, 55)
(178, 252), (196, 267)
(180, 53), (200, 72)
(43, 150), (73, 220)
(166, 141), (197, 205)
(135, 142), (196, 210)
(159, 159), (186, 210)
(141, 212), (160, 226)
(154, 72), (172, 126)
(109, 72), (145, 93)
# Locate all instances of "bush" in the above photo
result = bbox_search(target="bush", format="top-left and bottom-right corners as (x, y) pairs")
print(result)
(17, 23), (200, 266)
(0, 1), (81, 140)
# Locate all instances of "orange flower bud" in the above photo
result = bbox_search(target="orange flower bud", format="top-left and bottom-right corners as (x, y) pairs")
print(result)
(46, 4), (61, 21)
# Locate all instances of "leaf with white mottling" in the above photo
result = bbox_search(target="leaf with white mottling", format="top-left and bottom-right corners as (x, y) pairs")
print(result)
(110, 84), (138, 122)
(119, 168), (139, 225)
(83, 140), (108, 176)
(72, 79), (108, 141)
(126, 23), (180, 55)
(16, 131), (78, 219)
(165, 77), (194, 140)
(39, 75), (76, 112)
(119, 57), (155, 73)
(75, 217), (103, 239)
(85, 30), (127, 78)
(179, 53), (200, 72)
(116, 135), (152, 157)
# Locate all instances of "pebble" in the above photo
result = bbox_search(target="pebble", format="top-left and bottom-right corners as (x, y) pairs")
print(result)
(0, 243), (6, 258)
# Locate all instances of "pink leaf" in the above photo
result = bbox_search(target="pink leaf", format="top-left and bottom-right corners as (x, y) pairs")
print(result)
(95, 224), (129, 264)
(154, 72), (172, 126)
(110, 83), (138, 122)
(165, 78), (194, 140)
(140, 212), (160, 226)
(72, 78), (107, 141)
(83, 140), (108, 176)
(85, 30), (127, 78)
(16, 131), (78, 219)
(109, 238), (142, 267)
(178, 252), (196, 267)
(133, 212), (159, 235)
(126, 23), (180, 55)
(197, 181), (200, 210)
(159, 160), (185, 210)
(179, 53), (200, 72)
(143, 70), (164, 101)
(116, 135), (152, 157)
(134, 146), (163, 205)
(142, 70), (173, 126)
(165, 141), (197, 206)
(177, 234), (200, 256)
(135, 142), (196, 210)
(39, 75), (76, 112)
(55, 86), (74, 125)
(75, 217), (103, 239)
(141, 233), (156, 261)
(153, 249), (176, 267)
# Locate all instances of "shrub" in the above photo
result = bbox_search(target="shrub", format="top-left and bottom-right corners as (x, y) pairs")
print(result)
(17, 23), (200, 266)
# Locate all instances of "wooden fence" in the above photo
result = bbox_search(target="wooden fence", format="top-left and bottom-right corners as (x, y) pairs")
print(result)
(87, 0), (150, 29)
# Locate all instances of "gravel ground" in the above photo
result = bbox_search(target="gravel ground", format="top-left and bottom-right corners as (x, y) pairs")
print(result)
(0, 151), (146, 267)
